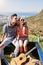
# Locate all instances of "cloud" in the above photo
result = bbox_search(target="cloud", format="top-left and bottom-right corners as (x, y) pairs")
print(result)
(0, 0), (6, 7)
(0, 0), (43, 12)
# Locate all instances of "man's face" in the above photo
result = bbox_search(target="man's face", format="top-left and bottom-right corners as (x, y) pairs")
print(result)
(11, 16), (17, 26)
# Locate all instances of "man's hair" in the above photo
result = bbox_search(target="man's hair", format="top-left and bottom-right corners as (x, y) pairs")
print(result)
(11, 13), (17, 19)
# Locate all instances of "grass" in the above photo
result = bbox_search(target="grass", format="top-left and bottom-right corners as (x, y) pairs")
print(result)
(29, 34), (43, 51)
(29, 34), (38, 42)
(5, 55), (11, 62)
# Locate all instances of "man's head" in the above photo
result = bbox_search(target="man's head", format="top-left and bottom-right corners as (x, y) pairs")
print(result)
(11, 13), (17, 26)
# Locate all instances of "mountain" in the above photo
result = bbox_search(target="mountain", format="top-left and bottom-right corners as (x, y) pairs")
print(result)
(25, 10), (43, 35)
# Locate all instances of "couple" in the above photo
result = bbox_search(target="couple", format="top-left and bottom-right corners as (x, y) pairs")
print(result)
(0, 13), (28, 58)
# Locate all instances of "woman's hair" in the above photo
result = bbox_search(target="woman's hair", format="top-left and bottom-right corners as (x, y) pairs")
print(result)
(17, 17), (20, 21)
(23, 22), (28, 28)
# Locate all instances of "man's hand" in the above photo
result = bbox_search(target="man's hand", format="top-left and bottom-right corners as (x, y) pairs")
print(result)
(12, 38), (17, 43)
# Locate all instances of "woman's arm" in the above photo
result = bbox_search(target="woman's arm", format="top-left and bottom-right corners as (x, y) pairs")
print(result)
(22, 26), (28, 36)
(25, 26), (28, 35)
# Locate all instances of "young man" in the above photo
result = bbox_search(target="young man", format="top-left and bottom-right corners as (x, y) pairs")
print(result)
(0, 14), (19, 58)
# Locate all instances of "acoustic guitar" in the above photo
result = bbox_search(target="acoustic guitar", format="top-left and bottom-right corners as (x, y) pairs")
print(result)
(10, 53), (29, 65)
(10, 46), (38, 65)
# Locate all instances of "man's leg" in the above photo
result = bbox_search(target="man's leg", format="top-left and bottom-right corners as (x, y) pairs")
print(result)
(12, 40), (19, 57)
(0, 37), (13, 59)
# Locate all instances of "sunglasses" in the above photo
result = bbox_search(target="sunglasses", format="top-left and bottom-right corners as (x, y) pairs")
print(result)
(21, 19), (24, 21)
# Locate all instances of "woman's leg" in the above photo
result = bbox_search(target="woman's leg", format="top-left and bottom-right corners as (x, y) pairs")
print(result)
(23, 40), (28, 53)
(19, 40), (24, 53)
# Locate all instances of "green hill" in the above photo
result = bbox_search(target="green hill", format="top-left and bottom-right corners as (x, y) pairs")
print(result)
(25, 10), (43, 35)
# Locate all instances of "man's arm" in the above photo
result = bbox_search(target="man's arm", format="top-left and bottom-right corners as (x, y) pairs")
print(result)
(12, 27), (19, 43)
(1, 33), (6, 41)
(1, 24), (7, 41)
(13, 35), (19, 43)
(0, 33), (7, 48)
(0, 24), (7, 48)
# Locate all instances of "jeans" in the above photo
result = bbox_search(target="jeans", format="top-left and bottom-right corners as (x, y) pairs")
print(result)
(0, 37), (19, 58)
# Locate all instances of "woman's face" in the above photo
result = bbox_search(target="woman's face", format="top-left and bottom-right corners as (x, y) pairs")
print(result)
(20, 19), (24, 25)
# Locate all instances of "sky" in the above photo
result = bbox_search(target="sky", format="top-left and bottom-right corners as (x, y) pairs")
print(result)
(0, 0), (43, 13)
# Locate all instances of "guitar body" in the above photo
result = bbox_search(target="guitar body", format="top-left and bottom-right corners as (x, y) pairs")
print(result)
(10, 53), (27, 65)
(10, 53), (41, 65)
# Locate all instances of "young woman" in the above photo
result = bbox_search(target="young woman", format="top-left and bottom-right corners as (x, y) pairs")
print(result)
(17, 18), (29, 53)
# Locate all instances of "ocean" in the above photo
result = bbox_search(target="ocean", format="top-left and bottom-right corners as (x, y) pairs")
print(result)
(0, 12), (37, 23)
(0, 12), (37, 17)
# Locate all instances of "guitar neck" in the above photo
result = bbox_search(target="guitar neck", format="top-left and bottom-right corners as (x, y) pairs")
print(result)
(22, 46), (36, 58)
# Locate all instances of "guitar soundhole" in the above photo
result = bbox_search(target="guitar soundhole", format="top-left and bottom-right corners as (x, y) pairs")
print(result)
(20, 57), (22, 60)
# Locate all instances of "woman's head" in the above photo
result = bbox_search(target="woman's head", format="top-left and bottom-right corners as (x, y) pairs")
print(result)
(20, 17), (24, 25)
